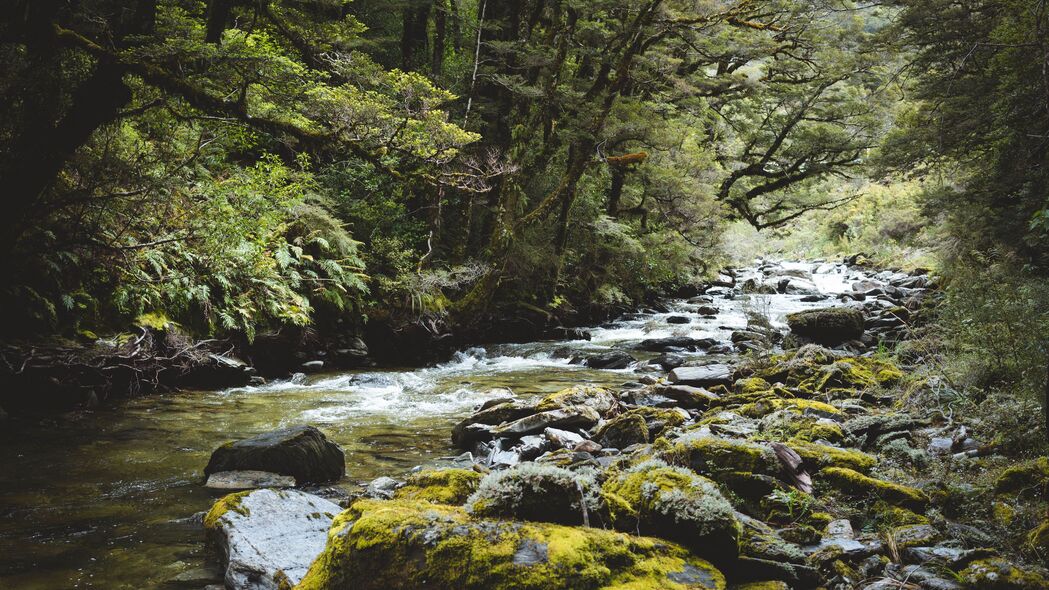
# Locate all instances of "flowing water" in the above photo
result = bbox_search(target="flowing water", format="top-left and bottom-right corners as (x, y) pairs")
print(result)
(0, 261), (859, 589)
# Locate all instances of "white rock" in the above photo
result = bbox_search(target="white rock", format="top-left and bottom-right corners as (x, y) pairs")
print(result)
(206, 489), (341, 590)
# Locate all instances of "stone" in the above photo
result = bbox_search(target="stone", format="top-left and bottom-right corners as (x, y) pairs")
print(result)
(205, 470), (296, 490)
(667, 315), (691, 324)
(543, 427), (585, 449)
(204, 425), (345, 484)
(635, 337), (718, 352)
(594, 413), (650, 448)
(582, 350), (635, 369)
(652, 352), (687, 370)
(296, 499), (726, 590)
(786, 306), (865, 345)
(669, 364), (734, 387)
(204, 489), (341, 590)
(364, 476), (401, 499)
(535, 385), (618, 414)
(490, 406), (601, 438)
(451, 399), (537, 447)
(300, 360), (325, 372)
(466, 463), (605, 525)
(653, 384), (720, 409)
(393, 468), (482, 504)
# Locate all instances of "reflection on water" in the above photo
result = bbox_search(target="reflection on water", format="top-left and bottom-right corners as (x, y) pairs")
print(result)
(0, 261), (858, 589)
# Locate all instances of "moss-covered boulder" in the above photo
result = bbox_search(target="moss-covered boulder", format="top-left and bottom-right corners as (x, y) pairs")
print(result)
(595, 413), (650, 448)
(296, 499), (726, 590)
(957, 557), (1049, 589)
(785, 440), (876, 473)
(820, 467), (929, 511)
(785, 307), (864, 346)
(536, 385), (619, 414)
(452, 399), (537, 446)
(392, 468), (482, 505)
(738, 398), (841, 420)
(995, 457), (1049, 494)
(466, 463), (605, 526)
(658, 434), (779, 477)
(602, 460), (741, 564)
(798, 358), (902, 393)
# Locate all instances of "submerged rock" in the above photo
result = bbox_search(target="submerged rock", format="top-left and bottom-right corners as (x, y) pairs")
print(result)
(204, 488), (341, 590)
(205, 470), (296, 490)
(296, 499), (726, 590)
(204, 425), (346, 484)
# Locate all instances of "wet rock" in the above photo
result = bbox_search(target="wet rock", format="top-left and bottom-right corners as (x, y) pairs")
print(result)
(635, 336), (718, 352)
(205, 470), (296, 490)
(364, 476), (401, 499)
(204, 489), (340, 590)
(669, 364), (734, 387)
(696, 305), (720, 316)
(581, 350), (635, 369)
(300, 360), (325, 372)
(297, 498), (725, 590)
(652, 352), (687, 370)
(667, 315), (692, 324)
(490, 406), (601, 438)
(786, 306), (865, 346)
(451, 399), (537, 447)
(204, 425), (345, 484)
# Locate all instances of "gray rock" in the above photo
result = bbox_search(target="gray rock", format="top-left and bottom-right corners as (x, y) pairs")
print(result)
(669, 364), (733, 387)
(300, 360), (325, 372)
(205, 425), (346, 484)
(205, 470), (296, 490)
(786, 306), (865, 346)
(928, 437), (954, 455)
(205, 489), (341, 590)
(490, 407), (601, 438)
(544, 427), (585, 449)
(652, 384), (720, 409)
(582, 351), (635, 369)
(634, 337), (717, 352)
(364, 476), (401, 499)
(666, 315), (691, 324)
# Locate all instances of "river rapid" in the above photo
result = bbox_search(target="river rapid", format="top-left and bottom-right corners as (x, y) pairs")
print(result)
(0, 261), (863, 589)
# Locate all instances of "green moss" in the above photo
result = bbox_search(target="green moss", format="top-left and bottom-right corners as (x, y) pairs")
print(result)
(870, 501), (929, 529)
(393, 468), (482, 505)
(602, 460), (740, 563)
(821, 467), (929, 511)
(135, 311), (174, 331)
(785, 439), (876, 473)
(958, 557), (1049, 589)
(995, 457), (1049, 493)
(738, 398), (841, 419)
(731, 582), (790, 590)
(296, 499), (727, 590)
(659, 434), (778, 477)
(203, 490), (251, 529)
(596, 413), (651, 448)
(736, 377), (772, 394)
(536, 385), (616, 413)
(1027, 520), (1049, 550)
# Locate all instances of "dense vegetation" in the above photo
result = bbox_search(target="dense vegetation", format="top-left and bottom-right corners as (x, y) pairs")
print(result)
(1, 1), (1046, 426)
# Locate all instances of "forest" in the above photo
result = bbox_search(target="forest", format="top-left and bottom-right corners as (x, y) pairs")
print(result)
(1, 1), (1048, 589)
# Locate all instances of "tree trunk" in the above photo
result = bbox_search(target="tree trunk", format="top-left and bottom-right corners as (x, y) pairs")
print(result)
(205, 0), (234, 43)
(401, 0), (432, 70)
(432, 0), (446, 76)
(607, 167), (625, 215)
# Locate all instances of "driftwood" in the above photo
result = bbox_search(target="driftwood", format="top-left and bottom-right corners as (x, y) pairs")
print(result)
(771, 442), (813, 493)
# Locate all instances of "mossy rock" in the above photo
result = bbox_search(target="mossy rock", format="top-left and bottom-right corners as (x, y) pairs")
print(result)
(536, 385), (618, 414)
(596, 413), (650, 448)
(296, 499), (727, 590)
(602, 460), (740, 564)
(735, 378), (772, 395)
(957, 557), (1049, 589)
(467, 463), (606, 526)
(1027, 520), (1049, 550)
(869, 501), (929, 530)
(204, 490), (252, 530)
(393, 468), (482, 505)
(731, 582), (790, 590)
(785, 307), (864, 346)
(995, 457), (1049, 494)
(628, 407), (690, 437)
(658, 435), (779, 477)
(738, 398), (841, 420)
(820, 467), (929, 511)
(785, 440), (876, 473)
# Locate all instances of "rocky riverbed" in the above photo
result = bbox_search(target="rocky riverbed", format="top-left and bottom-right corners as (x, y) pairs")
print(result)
(4, 259), (1048, 589)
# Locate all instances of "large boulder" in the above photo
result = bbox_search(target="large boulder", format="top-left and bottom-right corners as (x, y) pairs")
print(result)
(581, 351), (636, 369)
(204, 489), (341, 590)
(466, 463), (605, 526)
(490, 407), (601, 438)
(204, 425), (345, 484)
(634, 337), (717, 352)
(296, 499), (726, 590)
(785, 307), (864, 346)
(535, 385), (618, 414)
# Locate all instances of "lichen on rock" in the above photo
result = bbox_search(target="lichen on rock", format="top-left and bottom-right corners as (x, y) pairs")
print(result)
(393, 468), (482, 505)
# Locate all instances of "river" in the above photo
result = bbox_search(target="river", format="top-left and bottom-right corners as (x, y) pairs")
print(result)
(0, 261), (859, 589)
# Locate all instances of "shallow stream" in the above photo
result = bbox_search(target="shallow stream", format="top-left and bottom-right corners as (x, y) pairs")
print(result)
(0, 261), (859, 589)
